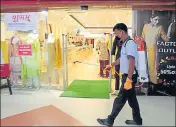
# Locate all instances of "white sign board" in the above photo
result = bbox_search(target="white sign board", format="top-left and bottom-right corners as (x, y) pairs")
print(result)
(5, 12), (37, 31)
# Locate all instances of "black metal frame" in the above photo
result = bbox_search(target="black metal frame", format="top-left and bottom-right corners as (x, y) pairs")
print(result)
(0, 77), (12, 95)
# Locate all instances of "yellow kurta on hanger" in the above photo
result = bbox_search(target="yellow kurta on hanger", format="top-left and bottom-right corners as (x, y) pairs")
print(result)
(1, 41), (9, 64)
(54, 38), (62, 69)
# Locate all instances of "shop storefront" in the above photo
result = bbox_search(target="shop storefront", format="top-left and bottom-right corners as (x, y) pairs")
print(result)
(1, 12), (64, 90)
(1, 0), (175, 96)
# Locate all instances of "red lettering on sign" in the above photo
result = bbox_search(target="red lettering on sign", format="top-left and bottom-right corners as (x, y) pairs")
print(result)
(12, 15), (31, 22)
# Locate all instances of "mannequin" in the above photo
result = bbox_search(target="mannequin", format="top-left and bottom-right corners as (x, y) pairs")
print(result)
(19, 31), (41, 88)
(9, 34), (22, 86)
(96, 37), (109, 77)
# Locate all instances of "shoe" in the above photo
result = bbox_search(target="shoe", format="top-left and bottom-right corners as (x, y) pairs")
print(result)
(97, 118), (113, 127)
(125, 120), (142, 125)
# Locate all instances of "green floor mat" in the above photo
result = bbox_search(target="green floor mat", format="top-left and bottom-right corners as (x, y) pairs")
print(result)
(60, 80), (110, 99)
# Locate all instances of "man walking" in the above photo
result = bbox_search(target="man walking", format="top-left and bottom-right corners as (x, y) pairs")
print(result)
(97, 23), (142, 126)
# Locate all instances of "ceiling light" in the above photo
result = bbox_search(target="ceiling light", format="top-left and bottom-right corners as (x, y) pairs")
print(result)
(41, 11), (48, 15)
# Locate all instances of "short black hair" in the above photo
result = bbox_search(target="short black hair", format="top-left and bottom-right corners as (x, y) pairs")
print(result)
(113, 23), (128, 33)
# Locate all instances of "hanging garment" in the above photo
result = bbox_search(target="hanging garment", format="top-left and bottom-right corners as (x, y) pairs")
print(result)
(1, 41), (9, 64)
(1, 41), (11, 79)
(21, 37), (41, 85)
(142, 24), (168, 84)
(54, 38), (62, 69)
(47, 43), (55, 77)
(40, 42), (48, 73)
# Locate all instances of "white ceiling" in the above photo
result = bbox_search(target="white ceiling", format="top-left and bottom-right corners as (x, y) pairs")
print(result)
(48, 9), (132, 34)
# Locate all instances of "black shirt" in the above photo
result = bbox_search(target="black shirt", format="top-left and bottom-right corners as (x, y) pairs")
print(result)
(111, 36), (122, 60)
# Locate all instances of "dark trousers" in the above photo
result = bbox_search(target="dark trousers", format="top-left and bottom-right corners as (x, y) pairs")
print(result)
(107, 74), (142, 124)
(114, 65), (120, 90)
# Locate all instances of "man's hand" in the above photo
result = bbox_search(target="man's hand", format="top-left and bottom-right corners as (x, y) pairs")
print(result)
(124, 77), (132, 90)
(105, 64), (112, 71)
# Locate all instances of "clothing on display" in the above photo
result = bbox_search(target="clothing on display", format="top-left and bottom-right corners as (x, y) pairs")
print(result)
(1, 41), (9, 64)
(17, 32), (41, 87)
(9, 35), (23, 85)
(47, 43), (55, 75)
(40, 40), (48, 73)
(96, 37), (109, 77)
(54, 38), (62, 69)
(10, 57), (22, 85)
(45, 33), (61, 84)
(38, 21), (46, 42)
(96, 38), (109, 60)
(142, 24), (168, 84)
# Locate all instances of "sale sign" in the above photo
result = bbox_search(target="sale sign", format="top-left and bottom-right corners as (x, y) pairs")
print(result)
(18, 44), (32, 56)
(5, 12), (37, 31)
(157, 41), (176, 86)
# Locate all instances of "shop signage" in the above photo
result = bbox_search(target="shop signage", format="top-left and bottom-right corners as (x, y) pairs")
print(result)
(5, 12), (37, 31)
(157, 41), (176, 86)
(133, 10), (176, 96)
(18, 44), (32, 56)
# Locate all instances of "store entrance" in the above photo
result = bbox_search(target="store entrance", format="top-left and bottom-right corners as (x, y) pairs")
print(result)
(47, 8), (133, 90)
(0, 8), (132, 92)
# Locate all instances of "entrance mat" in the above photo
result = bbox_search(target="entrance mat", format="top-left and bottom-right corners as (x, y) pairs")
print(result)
(60, 80), (110, 99)
(1, 105), (85, 126)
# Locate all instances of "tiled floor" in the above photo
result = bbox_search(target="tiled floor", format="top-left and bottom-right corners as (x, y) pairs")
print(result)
(1, 50), (175, 126)
(1, 89), (175, 126)
(1, 105), (85, 126)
